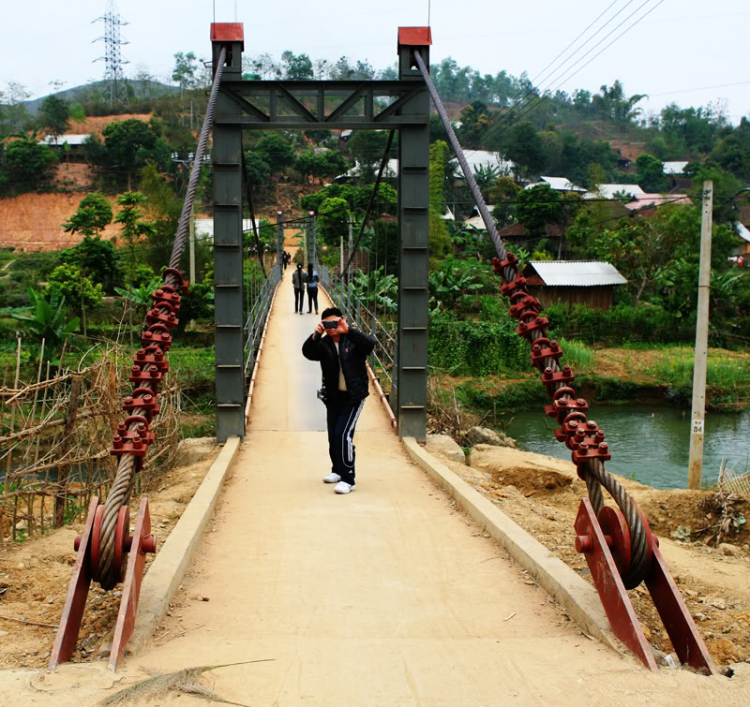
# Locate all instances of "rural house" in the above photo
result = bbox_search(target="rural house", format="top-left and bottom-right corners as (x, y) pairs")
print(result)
(522, 261), (627, 311)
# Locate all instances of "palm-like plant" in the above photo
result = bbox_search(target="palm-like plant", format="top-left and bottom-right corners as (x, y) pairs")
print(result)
(11, 289), (79, 364)
(350, 267), (398, 313)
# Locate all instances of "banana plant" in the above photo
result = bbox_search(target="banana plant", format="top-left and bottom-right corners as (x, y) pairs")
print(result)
(11, 289), (79, 364)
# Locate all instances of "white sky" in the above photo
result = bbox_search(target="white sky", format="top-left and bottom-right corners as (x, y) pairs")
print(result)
(3, 0), (750, 123)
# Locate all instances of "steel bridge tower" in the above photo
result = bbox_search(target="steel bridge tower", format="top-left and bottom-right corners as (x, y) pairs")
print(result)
(93, 0), (130, 105)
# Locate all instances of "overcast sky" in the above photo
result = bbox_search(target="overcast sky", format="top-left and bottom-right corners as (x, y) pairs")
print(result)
(3, 0), (749, 123)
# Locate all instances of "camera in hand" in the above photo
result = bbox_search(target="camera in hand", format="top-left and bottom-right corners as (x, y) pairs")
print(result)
(316, 385), (328, 404)
(323, 319), (339, 330)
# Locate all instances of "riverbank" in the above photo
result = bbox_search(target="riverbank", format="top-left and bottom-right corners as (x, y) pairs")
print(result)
(443, 344), (750, 415)
(425, 438), (750, 667)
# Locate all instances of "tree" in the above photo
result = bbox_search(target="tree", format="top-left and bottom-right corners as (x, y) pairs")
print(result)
(95, 119), (170, 189)
(62, 192), (113, 237)
(11, 289), (79, 364)
(516, 184), (562, 236)
(490, 176), (521, 228)
(429, 141), (452, 264)
(316, 197), (350, 247)
(347, 130), (389, 182)
(59, 235), (121, 294)
(172, 52), (203, 95)
(281, 51), (313, 79)
(254, 133), (296, 174)
(504, 123), (547, 180)
(3, 139), (58, 193)
(294, 150), (348, 184)
(636, 154), (668, 193)
(39, 96), (70, 137)
(46, 264), (103, 334)
(458, 101), (491, 148)
(244, 150), (272, 186)
(139, 163), (183, 273)
(115, 191), (156, 287)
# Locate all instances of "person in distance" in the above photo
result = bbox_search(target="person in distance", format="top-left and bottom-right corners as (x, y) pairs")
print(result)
(292, 262), (305, 315)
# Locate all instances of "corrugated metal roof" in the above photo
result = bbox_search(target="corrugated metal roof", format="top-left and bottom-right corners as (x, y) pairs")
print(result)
(625, 194), (691, 211)
(528, 261), (627, 287)
(736, 222), (750, 244)
(525, 176), (586, 193)
(584, 184), (646, 200)
(451, 150), (514, 175)
(38, 134), (90, 146)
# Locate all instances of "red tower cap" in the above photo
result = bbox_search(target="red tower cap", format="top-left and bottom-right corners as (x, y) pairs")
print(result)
(398, 27), (433, 47)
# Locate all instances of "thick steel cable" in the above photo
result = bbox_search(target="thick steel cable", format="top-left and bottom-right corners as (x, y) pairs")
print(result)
(97, 47), (228, 589)
(342, 130), (395, 279)
(414, 49), (649, 588)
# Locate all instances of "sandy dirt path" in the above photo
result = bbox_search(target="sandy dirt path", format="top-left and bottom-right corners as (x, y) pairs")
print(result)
(2, 283), (748, 705)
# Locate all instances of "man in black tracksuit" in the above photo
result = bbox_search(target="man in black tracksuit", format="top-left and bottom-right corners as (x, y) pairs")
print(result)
(302, 307), (376, 494)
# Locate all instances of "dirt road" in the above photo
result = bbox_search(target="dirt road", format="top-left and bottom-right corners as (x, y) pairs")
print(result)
(1, 283), (748, 705)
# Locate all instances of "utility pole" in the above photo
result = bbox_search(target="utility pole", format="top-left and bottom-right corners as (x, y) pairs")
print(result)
(308, 210), (316, 266)
(340, 235), (344, 275)
(348, 219), (354, 282)
(688, 180), (713, 490)
(188, 202), (196, 330)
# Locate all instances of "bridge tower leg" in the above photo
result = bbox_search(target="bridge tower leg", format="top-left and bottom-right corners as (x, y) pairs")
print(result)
(395, 29), (431, 440)
(211, 24), (246, 442)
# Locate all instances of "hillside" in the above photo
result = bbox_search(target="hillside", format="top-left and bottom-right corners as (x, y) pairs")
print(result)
(0, 192), (120, 251)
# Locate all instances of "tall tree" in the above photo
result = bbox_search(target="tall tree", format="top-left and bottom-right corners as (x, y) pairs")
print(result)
(39, 96), (70, 137)
(62, 192), (113, 237)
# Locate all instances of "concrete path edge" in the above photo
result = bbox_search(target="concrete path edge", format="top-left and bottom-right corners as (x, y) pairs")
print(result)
(402, 436), (624, 654)
(128, 436), (241, 654)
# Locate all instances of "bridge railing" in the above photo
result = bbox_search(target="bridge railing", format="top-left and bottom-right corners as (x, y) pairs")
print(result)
(244, 265), (281, 377)
(318, 265), (396, 398)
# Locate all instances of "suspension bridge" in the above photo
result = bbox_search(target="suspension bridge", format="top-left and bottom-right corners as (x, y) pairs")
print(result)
(8, 21), (748, 706)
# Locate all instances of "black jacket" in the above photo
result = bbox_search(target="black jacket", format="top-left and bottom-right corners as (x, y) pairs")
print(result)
(302, 328), (376, 402)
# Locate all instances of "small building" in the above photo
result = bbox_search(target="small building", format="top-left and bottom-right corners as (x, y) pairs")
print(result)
(525, 176), (587, 194)
(37, 134), (91, 162)
(584, 184), (645, 201)
(733, 222), (750, 261)
(522, 261), (627, 311)
(625, 193), (691, 213)
(450, 150), (514, 178)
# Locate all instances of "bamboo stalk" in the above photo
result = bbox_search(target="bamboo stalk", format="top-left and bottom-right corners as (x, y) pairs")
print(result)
(4, 336), (22, 495)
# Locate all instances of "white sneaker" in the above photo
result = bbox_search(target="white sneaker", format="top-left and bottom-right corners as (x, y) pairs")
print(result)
(334, 481), (356, 494)
(323, 472), (341, 484)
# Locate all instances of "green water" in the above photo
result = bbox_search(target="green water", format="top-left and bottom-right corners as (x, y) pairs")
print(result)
(501, 404), (750, 490)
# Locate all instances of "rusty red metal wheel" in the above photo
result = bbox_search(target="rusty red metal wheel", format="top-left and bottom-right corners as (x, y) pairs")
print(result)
(113, 506), (130, 584)
(90, 506), (105, 583)
(597, 505), (631, 579)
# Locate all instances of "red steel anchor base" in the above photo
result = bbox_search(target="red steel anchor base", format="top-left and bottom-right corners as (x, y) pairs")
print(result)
(575, 498), (715, 674)
(49, 496), (156, 671)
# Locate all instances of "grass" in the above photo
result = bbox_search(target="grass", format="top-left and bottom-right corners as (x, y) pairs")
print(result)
(558, 337), (595, 370)
(648, 354), (750, 388)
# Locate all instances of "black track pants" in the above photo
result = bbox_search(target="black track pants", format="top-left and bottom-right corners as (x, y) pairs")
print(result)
(326, 395), (365, 485)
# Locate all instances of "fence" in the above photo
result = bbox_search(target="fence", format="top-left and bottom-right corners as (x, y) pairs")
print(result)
(244, 263), (282, 377)
(0, 342), (181, 543)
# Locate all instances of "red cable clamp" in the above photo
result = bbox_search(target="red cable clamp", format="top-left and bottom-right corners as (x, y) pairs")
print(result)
(163, 268), (190, 295)
(553, 414), (587, 444)
(500, 276), (528, 298)
(531, 338), (564, 369)
(545, 395), (589, 425)
(129, 365), (163, 385)
(146, 306), (179, 329)
(540, 365), (574, 392)
(151, 287), (182, 315)
(134, 348), (170, 373)
(517, 314), (550, 341)
(492, 252), (519, 276)
(510, 295), (541, 320)
(141, 327), (173, 352)
(123, 390), (161, 419)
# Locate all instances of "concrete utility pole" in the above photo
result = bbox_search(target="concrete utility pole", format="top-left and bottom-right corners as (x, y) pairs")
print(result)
(188, 202), (196, 329)
(687, 180), (714, 490)
(308, 211), (316, 266)
(348, 219), (354, 282)
(340, 235), (344, 275)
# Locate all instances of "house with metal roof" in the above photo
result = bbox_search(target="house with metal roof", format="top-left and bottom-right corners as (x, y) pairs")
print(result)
(663, 161), (689, 176)
(584, 184), (645, 201)
(450, 150), (514, 177)
(525, 176), (587, 193)
(522, 261), (627, 311)
(625, 194), (692, 212)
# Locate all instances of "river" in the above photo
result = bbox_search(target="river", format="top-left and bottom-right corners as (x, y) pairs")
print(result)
(500, 404), (750, 490)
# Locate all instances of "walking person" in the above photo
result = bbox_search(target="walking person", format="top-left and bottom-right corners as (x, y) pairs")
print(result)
(292, 262), (305, 315)
(302, 308), (375, 494)
(306, 263), (320, 314)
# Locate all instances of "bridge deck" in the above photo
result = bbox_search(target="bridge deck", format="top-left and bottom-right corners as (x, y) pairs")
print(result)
(132, 278), (736, 706)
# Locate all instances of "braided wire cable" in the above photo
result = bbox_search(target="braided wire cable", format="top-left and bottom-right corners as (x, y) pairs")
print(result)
(97, 47), (228, 589)
(414, 49), (649, 588)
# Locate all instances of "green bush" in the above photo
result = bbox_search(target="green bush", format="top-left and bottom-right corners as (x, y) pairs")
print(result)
(429, 310), (527, 375)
